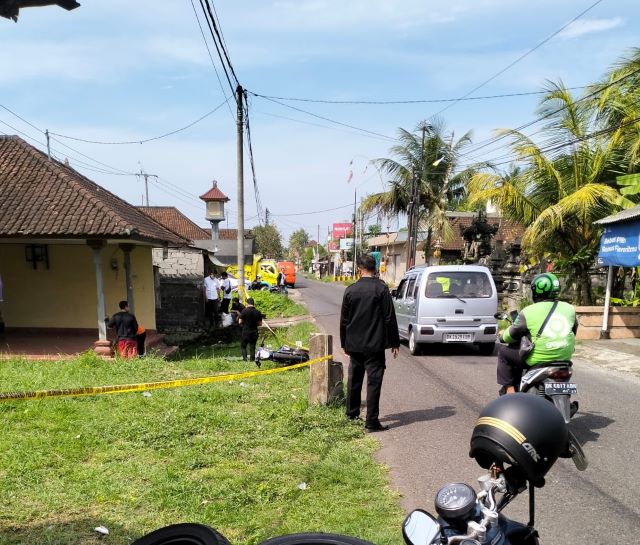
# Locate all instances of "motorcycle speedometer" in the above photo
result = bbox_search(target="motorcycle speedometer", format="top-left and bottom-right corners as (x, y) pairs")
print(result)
(434, 483), (477, 520)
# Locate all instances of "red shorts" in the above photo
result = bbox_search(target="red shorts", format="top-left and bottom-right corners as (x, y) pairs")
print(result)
(116, 339), (138, 358)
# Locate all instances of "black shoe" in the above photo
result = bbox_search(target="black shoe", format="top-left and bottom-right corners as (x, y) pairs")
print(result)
(347, 415), (363, 422)
(365, 423), (389, 432)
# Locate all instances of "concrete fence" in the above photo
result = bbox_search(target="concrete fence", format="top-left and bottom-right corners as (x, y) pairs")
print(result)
(576, 306), (640, 339)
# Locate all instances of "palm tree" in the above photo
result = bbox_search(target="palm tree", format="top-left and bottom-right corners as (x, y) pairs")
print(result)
(468, 82), (625, 304)
(360, 119), (476, 263)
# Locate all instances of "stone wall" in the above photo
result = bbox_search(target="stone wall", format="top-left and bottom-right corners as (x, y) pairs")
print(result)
(576, 306), (640, 340)
(152, 248), (205, 332)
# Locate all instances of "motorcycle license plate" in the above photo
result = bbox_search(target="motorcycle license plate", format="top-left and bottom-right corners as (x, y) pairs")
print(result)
(444, 333), (473, 342)
(545, 382), (577, 395)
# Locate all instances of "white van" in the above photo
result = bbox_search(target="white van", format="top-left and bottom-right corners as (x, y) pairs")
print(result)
(392, 265), (498, 355)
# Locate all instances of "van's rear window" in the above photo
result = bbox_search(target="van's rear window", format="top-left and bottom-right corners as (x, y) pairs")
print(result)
(425, 272), (493, 298)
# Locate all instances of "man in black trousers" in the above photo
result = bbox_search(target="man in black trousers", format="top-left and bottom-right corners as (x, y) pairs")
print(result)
(340, 254), (400, 432)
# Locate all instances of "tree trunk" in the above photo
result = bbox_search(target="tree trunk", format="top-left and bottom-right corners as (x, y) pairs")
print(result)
(575, 265), (593, 305)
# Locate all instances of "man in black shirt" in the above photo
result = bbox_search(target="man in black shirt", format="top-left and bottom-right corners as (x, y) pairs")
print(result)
(238, 297), (263, 363)
(340, 254), (400, 432)
(107, 300), (139, 358)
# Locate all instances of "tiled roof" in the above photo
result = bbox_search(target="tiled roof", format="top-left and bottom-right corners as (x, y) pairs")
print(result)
(0, 136), (184, 245)
(367, 213), (524, 251)
(199, 182), (230, 201)
(201, 228), (254, 240)
(138, 206), (209, 242)
(438, 215), (524, 251)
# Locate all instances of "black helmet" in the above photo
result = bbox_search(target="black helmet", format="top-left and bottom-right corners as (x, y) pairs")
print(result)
(530, 272), (560, 302)
(469, 393), (568, 487)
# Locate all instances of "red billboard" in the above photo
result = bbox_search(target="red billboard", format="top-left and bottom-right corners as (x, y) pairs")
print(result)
(332, 222), (353, 240)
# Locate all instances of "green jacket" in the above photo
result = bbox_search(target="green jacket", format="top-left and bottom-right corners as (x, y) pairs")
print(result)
(502, 300), (578, 365)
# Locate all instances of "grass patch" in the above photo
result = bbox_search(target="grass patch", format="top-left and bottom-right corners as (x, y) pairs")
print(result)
(0, 347), (403, 545)
(248, 291), (307, 319)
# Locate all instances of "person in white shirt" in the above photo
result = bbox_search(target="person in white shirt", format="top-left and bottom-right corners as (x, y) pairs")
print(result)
(203, 271), (221, 328)
(220, 271), (233, 314)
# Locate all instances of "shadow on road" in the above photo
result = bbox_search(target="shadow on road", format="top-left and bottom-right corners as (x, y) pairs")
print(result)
(383, 405), (456, 429)
(570, 410), (615, 445)
(407, 343), (494, 360)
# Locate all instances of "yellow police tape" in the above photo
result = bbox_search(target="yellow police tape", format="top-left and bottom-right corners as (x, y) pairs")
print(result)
(0, 355), (332, 402)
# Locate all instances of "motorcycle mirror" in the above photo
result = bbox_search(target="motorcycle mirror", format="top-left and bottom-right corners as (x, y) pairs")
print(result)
(402, 509), (441, 545)
(493, 312), (507, 320)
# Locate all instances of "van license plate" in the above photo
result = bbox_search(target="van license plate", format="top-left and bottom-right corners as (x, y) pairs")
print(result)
(545, 383), (577, 395)
(444, 333), (473, 342)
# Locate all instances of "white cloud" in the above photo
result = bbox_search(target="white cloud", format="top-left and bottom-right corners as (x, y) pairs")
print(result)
(558, 17), (624, 40)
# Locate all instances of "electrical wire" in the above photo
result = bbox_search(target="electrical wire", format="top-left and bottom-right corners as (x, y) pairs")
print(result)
(271, 203), (354, 217)
(188, 0), (235, 120)
(49, 98), (229, 145)
(248, 86), (589, 105)
(252, 94), (396, 142)
(427, 0), (607, 120)
(457, 65), (640, 163)
(202, 0), (239, 88)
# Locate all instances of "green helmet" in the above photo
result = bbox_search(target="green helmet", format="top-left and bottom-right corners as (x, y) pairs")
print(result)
(530, 273), (560, 302)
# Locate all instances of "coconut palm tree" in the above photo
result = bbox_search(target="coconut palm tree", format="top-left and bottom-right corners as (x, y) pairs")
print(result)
(360, 119), (476, 263)
(468, 82), (626, 304)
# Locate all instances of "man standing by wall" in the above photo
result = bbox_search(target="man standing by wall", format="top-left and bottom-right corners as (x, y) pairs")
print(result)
(204, 271), (220, 328)
(107, 300), (139, 358)
(340, 254), (400, 432)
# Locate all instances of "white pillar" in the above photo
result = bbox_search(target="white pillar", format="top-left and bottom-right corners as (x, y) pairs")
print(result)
(88, 240), (107, 341)
(600, 266), (614, 338)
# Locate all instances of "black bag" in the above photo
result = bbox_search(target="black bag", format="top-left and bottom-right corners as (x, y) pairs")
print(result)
(518, 301), (558, 361)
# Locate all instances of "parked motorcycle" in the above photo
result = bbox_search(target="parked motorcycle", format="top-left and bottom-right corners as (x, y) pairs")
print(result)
(132, 395), (580, 545)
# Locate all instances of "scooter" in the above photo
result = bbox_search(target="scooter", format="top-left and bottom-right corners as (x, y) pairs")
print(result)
(495, 311), (578, 424)
(495, 311), (587, 471)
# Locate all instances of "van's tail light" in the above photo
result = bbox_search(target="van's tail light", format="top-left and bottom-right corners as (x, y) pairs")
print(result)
(549, 368), (572, 380)
(421, 327), (434, 335)
(484, 326), (497, 335)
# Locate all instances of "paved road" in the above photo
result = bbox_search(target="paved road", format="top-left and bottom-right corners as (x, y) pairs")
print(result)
(295, 276), (640, 545)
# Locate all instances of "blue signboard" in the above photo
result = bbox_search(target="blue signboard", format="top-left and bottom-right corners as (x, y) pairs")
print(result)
(597, 221), (640, 267)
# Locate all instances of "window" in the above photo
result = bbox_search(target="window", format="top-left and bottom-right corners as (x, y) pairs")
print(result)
(396, 278), (407, 299)
(406, 277), (416, 300)
(425, 272), (493, 298)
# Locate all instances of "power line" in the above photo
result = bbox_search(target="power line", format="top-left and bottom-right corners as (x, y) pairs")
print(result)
(271, 203), (354, 217)
(248, 86), (588, 105)
(197, 0), (235, 96)
(428, 0), (606, 120)
(49, 98), (229, 145)
(188, 0), (235, 120)
(457, 65), (640, 163)
(252, 93), (395, 142)
(202, 0), (239, 87)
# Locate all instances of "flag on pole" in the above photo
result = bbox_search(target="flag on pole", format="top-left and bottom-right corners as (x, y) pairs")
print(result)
(347, 160), (353, 183)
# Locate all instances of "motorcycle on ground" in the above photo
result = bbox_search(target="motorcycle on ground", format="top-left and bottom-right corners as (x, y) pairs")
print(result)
(132, 395), (581, 545)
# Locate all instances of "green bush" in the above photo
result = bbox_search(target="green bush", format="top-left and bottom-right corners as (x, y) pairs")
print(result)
(247, 290), (307, 318)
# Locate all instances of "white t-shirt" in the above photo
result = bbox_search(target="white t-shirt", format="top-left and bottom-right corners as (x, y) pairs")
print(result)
(204, 276), (220, 300)
(222, 278), (233, 299)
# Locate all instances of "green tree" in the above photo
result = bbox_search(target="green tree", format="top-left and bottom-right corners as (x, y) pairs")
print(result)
(366, 224), (382, 237)
(468, 82), (625, 304)
(288, 228), (310, 259)
(253, 224), (284, 259)
(360, 119), (477, 260)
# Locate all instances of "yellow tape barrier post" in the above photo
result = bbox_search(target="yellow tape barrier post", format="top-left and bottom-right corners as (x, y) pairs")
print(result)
(0, 355), (332, 402)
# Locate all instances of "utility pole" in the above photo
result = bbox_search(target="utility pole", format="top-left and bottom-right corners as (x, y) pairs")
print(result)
(236, 85), (246, 295)
(45, 129), (51, 160)
(265, 208), (270, 226)
(352, 189), (357, 279)
(407, 123), (427, 269)
(139, 170), (157, 206)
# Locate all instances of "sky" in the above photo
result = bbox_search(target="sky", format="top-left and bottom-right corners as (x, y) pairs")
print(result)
(1, 0), (638, 245)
